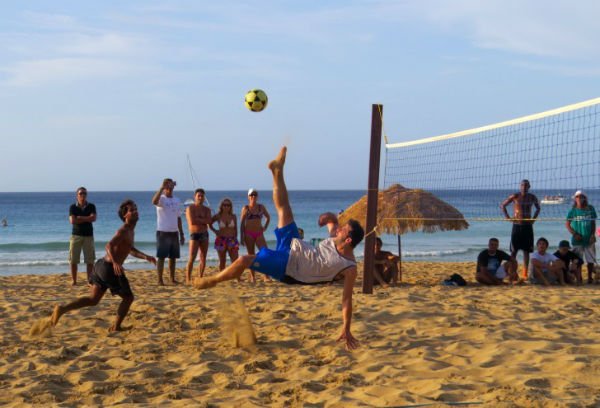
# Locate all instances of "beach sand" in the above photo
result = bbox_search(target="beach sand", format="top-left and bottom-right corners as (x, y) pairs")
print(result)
(2, 262), (600, 407)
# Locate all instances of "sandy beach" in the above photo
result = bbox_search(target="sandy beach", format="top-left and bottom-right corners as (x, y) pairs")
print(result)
(2, 262), (600, 407)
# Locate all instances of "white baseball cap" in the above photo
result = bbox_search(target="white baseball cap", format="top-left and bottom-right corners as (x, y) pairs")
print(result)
(248, 188), (258, 196)
(573, 190), (586, 198)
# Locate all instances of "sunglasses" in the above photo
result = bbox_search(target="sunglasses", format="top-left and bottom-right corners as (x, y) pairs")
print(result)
(222, 203), (232, 207)
(249, 194), (258, 197)
(78, 192), (87, 196)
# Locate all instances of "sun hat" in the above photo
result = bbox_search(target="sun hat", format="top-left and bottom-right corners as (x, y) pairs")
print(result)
(247, 188), (258, 196)
(573, 190), (586, 198)
(558, 240), (571, 248)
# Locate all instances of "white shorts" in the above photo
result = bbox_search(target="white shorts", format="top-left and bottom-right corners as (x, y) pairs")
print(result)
(573, 245), (596, 264)
(494, 264), (507, 279)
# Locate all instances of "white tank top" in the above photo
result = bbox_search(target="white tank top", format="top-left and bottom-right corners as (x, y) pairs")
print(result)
(285, 238), (356, 283)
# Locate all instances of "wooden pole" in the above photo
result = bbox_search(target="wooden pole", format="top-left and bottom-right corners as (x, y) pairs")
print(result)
(363, 104), (383, 294)
(397, 233), (402, 283)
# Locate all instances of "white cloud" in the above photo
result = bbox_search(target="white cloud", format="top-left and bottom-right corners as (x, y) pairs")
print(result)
(511, 60), (600, 77)
(0, 10), (157, 86)
(45, 114), (124, 128)
(2, 57), (139, 86)
(22, 11), (80, 30)
(57, 33), (147, 56)
(374, 0), (600, 61)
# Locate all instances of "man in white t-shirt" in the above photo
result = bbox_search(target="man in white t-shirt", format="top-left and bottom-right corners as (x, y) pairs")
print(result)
(528, 237), (565, 285)
(194, 147), (365, 350)
(151, 178), (185, 285)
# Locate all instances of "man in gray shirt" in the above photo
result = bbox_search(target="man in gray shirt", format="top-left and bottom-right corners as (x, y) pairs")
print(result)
(194, 147), (364, 350)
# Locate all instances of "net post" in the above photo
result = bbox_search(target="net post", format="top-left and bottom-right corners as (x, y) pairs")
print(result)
(363, 104), (383, 294)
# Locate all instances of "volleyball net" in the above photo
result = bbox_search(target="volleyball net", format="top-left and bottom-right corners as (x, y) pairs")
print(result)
(383, 97), (600, 221)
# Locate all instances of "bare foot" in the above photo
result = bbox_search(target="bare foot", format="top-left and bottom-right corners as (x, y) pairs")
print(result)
(71, 281), (77, 286)
(109, 324), (132, 332)
(51, 305), (64, 326)
(158, 280), (165, 286)
(268, 146), (287, 172)
(193, 276), (218, 289)
(171, 279), (181, 285)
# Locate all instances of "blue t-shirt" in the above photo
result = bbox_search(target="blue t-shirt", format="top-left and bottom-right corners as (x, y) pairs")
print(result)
(567, 205), (597, 246)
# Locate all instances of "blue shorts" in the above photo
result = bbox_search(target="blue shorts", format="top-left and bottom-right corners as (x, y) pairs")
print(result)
(250, 222), (300, 281)
(156, 231), (180, 259)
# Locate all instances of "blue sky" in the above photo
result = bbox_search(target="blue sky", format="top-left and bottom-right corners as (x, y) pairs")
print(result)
(1, 0), (598, 192)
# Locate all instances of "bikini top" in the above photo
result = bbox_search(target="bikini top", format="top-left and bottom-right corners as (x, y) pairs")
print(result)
(219, 218), (235, 229)
(245, 205), (264, 220)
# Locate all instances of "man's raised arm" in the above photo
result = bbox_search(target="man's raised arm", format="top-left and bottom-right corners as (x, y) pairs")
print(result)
(318, 212), (339, 237)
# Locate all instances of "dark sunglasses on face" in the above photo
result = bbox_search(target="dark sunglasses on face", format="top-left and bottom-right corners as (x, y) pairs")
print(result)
(223, 203), (232, 207)
(78, 192), (87, 196)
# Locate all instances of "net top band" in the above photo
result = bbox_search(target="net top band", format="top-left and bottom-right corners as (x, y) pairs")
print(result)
(386, 97), (600, 149)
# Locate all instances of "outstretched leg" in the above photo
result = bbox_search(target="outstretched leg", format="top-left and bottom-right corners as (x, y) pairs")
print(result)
(268, 147), (294, 228)
(51, 284), (106, 326)
(193, 255), (255, 289)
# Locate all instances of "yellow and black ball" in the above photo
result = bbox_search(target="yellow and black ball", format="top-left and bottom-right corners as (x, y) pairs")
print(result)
(244, 89), (268, 112)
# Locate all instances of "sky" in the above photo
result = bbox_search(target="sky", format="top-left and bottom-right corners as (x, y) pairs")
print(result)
(1, 0), (599, 192)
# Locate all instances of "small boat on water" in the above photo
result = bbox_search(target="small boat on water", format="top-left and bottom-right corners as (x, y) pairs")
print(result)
(540, 194), (566, 205)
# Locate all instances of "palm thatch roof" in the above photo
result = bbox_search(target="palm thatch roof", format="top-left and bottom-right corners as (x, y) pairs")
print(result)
(339, 184), (469, 235)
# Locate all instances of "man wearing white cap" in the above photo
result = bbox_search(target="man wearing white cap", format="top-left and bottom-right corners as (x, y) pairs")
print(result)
(566, 190), (597, 283)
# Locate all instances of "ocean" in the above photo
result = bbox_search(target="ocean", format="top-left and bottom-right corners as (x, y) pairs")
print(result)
(0, 189), (596, 276)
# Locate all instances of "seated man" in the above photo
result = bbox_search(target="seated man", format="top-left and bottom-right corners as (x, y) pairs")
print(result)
(553, 240), (583, 285)
(476, 237), (518, 285)
(193, 147), (365, 350)
(529, 237), (565, 285)
(373, 237), (400, 287)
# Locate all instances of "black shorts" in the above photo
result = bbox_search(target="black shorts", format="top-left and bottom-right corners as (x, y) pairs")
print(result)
(510, 224), (534, 253)
(190, 231), (209, 242)
(156, 231), (180, 259)
(90, 259), (133, 297)
(374, 265), (393, 285)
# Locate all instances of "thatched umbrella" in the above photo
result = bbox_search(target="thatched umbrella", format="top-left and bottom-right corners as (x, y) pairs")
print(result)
(338, 184), (469, 279)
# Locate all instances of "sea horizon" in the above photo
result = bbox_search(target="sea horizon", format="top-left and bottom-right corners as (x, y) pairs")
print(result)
(1, 189), (597, 276)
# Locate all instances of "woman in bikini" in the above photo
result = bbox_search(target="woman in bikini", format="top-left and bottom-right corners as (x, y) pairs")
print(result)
(210, 198), (239, 271)
(240, 188), (271, 282)
(185, 188), (212, 284)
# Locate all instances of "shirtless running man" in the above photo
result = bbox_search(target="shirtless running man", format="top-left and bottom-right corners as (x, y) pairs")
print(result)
(194, 147), (364, 350)
(501, 179), (540, 278)
(51, 200), (156, 332)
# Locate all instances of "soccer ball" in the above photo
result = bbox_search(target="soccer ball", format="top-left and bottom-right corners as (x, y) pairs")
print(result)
(244, 89), (268, 112)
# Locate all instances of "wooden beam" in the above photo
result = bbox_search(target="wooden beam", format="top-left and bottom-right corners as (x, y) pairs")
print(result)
(362, 104), (383, 294)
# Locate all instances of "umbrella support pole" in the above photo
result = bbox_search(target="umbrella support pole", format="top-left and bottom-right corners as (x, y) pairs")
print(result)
(397, 234), (402, 283)
(362, 104), (383, 294)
